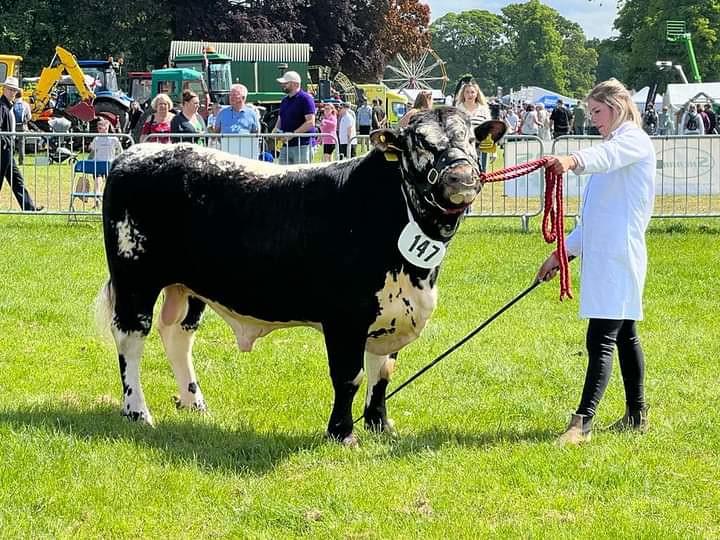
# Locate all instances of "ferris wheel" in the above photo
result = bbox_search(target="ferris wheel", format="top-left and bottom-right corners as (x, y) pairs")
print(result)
(381, 49), (448, 93)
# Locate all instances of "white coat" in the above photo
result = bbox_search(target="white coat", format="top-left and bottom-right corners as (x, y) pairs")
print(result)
(567, 121), (655, 320)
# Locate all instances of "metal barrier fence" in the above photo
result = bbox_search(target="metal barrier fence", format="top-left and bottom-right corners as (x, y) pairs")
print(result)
(2, 129), (719, 223)
(552, 134), (720, 219)
(0, 131), (134, 217)
(467, 135), (546, 230)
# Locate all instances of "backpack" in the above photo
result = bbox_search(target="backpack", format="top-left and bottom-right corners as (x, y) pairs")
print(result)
(13, 101), (27, 124)
(685, 115), (698, 131)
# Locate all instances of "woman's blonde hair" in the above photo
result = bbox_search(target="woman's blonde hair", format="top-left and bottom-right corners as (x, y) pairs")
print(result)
(586, 78), (641, 133)
(151, 93), (173, 111)
(455, 82), (487, 107)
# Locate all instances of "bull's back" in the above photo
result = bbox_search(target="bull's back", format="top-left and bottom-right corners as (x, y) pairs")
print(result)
(102, 144), (407, 319)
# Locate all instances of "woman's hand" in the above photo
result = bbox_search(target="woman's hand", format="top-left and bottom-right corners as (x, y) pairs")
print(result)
(544, 155), (577, 175)
(537, 251), (560, 283)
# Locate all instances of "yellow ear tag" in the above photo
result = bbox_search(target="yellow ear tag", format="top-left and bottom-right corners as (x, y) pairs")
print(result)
(479, 134), (496, 153)
(384, 151), (399, 161)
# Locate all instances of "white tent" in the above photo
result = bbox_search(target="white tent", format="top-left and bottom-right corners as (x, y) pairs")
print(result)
(663, 82), (720, 112)
(631, 86), (664, 111)
(503, 86), (577, 108)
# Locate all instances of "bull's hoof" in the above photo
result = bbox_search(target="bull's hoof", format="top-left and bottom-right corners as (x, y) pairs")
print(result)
(326, 430), (359, 447)
(122, 408), (154, 426)
(364, 417), (397, 436)
(173, 395), (209, 413)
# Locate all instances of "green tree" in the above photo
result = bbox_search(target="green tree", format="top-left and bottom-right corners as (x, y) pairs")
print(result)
(430, 10), (507, 98)
(614, 0), (720, 88)
(501, 0), (567, 94)
(558, 22), (598, 98)
(588, 38), (629, 84)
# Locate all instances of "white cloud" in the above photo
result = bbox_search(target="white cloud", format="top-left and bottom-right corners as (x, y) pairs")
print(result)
(424, 0), (620, 40)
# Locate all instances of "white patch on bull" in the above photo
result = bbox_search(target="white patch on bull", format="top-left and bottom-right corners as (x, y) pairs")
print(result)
(352, 369), (365, 386)
(110, 326), (154, 425)
(416, 122), (449, 148)
(177, 286), (322, 352)
(366, 268), (437, 356)
(115, 210), (146, 260)
(445, 114), (477, 157)
(121, 142), (169, 162)
(185, 143), (339, 177)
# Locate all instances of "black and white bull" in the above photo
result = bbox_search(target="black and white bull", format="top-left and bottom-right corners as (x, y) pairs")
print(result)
(98, 107), (506, 444)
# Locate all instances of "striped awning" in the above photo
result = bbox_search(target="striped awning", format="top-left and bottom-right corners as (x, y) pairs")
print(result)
(169, 41), (311, 63)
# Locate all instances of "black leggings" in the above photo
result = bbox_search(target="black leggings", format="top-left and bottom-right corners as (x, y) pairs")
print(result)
(576, 318), (646, 418)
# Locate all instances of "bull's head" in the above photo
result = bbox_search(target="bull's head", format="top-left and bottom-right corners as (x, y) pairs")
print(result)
(371, 107), (506, 239)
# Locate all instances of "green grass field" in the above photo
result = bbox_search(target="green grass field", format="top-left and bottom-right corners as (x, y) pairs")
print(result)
(0, 216), (718, 538)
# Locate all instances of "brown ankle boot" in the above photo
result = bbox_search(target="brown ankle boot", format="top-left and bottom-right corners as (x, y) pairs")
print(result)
(608, 406), (649, 432)
(557, 413), (593, 445)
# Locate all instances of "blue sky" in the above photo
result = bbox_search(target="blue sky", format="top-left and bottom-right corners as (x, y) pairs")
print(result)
(424, 0), (620, 40)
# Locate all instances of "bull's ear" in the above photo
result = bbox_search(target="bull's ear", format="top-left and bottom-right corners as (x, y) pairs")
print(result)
(370, 128), (402, 152)
(474, 120), (507, 144)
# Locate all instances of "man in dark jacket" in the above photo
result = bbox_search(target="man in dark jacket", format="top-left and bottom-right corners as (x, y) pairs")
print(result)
(549, 99), (571, 138)
(0, 77), (42, 211)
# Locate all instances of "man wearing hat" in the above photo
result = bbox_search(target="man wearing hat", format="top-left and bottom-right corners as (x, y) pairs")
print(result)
(272, 71), (316, 164)
(0, 76), (42, 211)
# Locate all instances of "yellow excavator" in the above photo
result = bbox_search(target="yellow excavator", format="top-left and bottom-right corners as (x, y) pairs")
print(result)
(0, 46), (96, 124)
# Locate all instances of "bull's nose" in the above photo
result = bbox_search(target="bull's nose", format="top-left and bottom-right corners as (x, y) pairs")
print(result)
(448, 191), (476, 205)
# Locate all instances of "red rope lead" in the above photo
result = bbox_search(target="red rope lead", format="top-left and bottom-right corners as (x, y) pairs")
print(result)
(479, 158), (573, 300)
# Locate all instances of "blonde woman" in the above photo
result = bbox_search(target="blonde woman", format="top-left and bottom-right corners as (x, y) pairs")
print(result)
(398, 91), (433, 128)
(538, 79), (654, 445)
(454, 81), (490, 123)
(141, 93), (175, 143)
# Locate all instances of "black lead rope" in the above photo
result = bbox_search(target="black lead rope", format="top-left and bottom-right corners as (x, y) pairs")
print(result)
(353, 278), (543, 425)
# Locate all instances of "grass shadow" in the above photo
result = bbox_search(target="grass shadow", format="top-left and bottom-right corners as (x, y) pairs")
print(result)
(0, 403), (321, 476)
(369, 425), (558, 456)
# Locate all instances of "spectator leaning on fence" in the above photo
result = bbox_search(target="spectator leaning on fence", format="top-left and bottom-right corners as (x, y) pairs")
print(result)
(538, 78), (654, 446)
(273, 71), (317, 165)
(0, 76), (42, 211)
(140, 93), (174, 143)
(170, 90), (206, 143)
(214, 84), (260, 159)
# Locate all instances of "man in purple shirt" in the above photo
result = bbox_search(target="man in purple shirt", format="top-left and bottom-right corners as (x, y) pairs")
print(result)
(273, 71), (316, 164)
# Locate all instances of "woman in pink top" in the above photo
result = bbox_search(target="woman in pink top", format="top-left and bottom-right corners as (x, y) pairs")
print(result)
(140, 93), (175, 143)
(320, 103), (337, 161)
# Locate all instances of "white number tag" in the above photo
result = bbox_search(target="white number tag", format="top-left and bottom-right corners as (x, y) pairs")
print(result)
(397, 220), (446, 269)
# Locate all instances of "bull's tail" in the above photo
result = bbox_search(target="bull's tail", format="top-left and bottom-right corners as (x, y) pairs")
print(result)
(94, 278), (115, 342)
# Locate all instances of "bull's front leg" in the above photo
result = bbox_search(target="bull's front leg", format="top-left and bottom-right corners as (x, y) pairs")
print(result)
(322, 320), (368, 445)
(363, 351), (397, 433)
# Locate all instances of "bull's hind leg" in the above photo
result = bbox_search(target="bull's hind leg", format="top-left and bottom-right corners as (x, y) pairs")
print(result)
(157, 287), (207, 411)
(363, 352), (397, 433)
(322, 320), (368, 445)
(111, 285), (160, 425)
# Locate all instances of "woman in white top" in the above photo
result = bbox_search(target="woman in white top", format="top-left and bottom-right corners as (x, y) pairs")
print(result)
(519, 103), (542, 135)
(535, 103), (551, 140)
(537, 79), (655, 445)
(454, 81), (490, 124)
